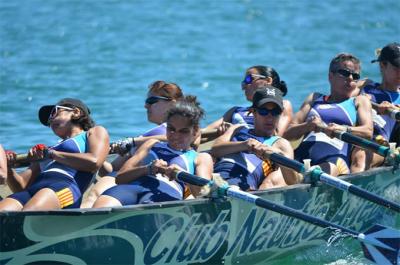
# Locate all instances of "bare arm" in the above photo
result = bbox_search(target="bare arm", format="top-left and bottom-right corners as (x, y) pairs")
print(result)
(189, 152), (214, 196)
(253, 138), (302, 186)
(283, 93), (321, 140)
(0, 145), (6, 184)
(6, 163), (40, 192)
(322, 95), (373, 139)
(48, 126), (109, 173)
(116, 139), (160, 184)
(211, 125), (254, 158)
(276, 100), (293, 136)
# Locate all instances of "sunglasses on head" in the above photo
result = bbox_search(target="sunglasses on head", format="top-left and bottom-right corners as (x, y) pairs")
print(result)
(334, 69), (360, 81)
(242, 74), (267, 85)
(256, 107), (282, 117)
(145, 96), (171, 105)
(48, 105), (75, 122)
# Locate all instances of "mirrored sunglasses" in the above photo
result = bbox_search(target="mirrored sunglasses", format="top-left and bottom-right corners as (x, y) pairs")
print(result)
(256, 107), (282, 117)
(334, 69), (360, 81)
(48, 105), (75, 121)
(145, 96), (171, 105)
(242, 74), (267, 85)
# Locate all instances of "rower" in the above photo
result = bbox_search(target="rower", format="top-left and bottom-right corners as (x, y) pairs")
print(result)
(205, 65), (293, 136)
(0, 98), (110, 211)
(356, 42), (400, 168)
(284, 53), (373, 176)
(92, 97), (213, 208)
(81, 81), (185, 208)
(211, 86), (301, 191)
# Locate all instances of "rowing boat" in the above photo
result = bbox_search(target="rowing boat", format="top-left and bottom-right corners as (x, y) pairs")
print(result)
(1, 166), (398, 264)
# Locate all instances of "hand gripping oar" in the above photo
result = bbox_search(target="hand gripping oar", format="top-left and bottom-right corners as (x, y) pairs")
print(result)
(261, 151), (400, 213)
(172, 170), (400, 265)
(11, 129), (220, 168)
(318, 125), (400, 170)
(371, 101), (400, 121)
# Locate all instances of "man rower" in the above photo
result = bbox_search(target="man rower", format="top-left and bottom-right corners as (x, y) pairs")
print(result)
(284, 53), (373, 176)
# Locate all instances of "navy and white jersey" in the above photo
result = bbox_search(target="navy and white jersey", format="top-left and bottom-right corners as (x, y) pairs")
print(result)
(295, 95), (357, 169)
(141, 142), (198, 199)
(39, 131), (92, 193)
(103, 142), (198, 205)
(361, 82), (400, 141)
(230, 106), (254, 128)
(214, 127), (280, 190)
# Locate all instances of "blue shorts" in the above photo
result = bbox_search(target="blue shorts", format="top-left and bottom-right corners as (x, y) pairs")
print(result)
(214, 161), (251, 191)
(8, 172), (82, 209)
(102, 176), (181, 206)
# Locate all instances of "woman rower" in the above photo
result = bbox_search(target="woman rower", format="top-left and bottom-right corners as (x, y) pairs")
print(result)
(93, 96), (213, 207)
(81, 81), (185, 208)
(284, 53), (373, 176)
(357, 43), (400, 168)
(211, 86), (301, 191)
(0, 98), (109, 211)
(206, 65), (293, 136)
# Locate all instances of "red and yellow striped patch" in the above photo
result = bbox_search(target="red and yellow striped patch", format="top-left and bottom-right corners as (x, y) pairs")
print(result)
(262, 160), (274, 177)
(55, 188), (74, 208)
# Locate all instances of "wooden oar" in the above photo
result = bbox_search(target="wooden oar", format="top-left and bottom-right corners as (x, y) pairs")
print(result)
(371, 102), (400, 121)
(260, 151), (400, 213)
(172, 169), (400, 265)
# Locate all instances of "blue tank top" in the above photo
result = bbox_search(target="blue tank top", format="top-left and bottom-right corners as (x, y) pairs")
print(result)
(39, 132), (93, 193)
(230, 106), (254, 128)
(217, 127), (279, 177)
(295, 95), (357, 165)
(361, 82), (400, 141)
(141, 123), (167, 137)
(142, 142), (198, 192)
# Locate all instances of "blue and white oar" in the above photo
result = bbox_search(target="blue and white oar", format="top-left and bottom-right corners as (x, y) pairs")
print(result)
(263, 151), (400, 213)
(172, 170), (400, 265)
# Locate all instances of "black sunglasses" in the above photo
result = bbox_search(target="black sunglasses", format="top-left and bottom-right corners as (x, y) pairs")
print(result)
(145, 96), (171, 105)
(242, 74), (267, 85)
(256, 107), (282, 117)
(334, 69), (360, 81)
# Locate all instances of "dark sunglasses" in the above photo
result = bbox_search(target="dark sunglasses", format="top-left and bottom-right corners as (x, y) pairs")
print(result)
(256, 107), (282, 117)
(145, 96), (171, 105)
(334, 69), (360, 81)
(242, 74), (267, 85)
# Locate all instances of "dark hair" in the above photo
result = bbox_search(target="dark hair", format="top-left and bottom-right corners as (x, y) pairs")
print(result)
(329, 53), (361, 73)
(148, 80), (184, 100)
(166, 95), (205, 128)
(63, 103), (95, 131)
(249, 65), (288, 96)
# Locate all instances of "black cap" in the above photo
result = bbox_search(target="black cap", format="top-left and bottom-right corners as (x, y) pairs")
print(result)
(252, 85), (284, 110)
(38, 98), (91, 126)
(371, 42), (400, 67)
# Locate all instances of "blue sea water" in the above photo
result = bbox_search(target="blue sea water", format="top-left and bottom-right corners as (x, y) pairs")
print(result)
(0, 1), (398, 263)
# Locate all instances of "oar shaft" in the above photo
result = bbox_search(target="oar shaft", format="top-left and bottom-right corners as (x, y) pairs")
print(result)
(175, 170), (358, 236)
(333, 131), (389, 157)
(265, 151), (400, 213)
